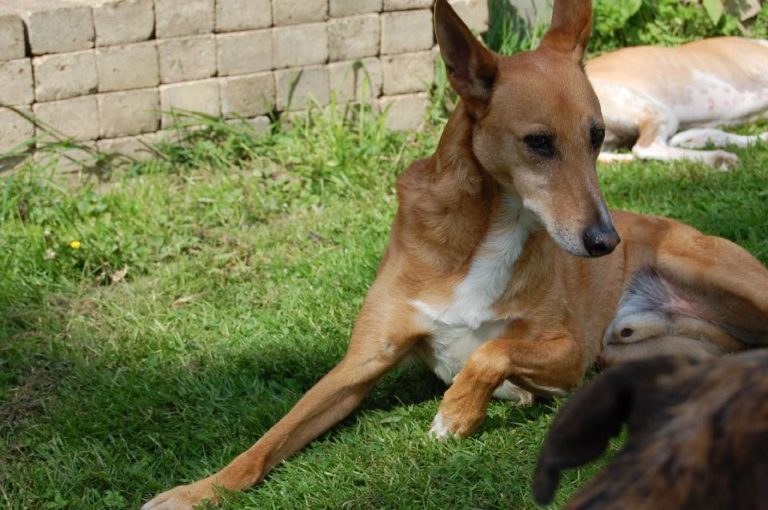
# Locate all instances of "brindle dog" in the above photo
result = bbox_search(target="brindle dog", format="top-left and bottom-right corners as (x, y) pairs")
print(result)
(534, 351), (768, 509)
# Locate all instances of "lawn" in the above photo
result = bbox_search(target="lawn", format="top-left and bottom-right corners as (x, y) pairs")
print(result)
(1, 106), (767, 510)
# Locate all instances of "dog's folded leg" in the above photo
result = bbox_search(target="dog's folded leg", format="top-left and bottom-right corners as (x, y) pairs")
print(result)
(429, 332), (583, 440)
(597, 152), (636, 164)
(143, 293), (423, 510)
(669, 128), (768, 149)
(654, 226), (768, 344)
(630, 110), (739, 169)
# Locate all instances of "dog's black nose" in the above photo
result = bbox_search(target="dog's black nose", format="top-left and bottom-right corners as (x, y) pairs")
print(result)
(583, 224), (620, 257)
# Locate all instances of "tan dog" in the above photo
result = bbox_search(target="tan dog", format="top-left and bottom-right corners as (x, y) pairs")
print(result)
(589, 37), (768, 168)
(535, 352), (768, 509)
(144, 1), (768, 508)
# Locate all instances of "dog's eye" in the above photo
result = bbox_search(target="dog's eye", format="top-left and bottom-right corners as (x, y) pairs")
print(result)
(524, 134), (555, 158)
(591, 127), (605, 150)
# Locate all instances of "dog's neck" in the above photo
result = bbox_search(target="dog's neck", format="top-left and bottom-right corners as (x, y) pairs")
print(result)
(396, 102), (543, 278)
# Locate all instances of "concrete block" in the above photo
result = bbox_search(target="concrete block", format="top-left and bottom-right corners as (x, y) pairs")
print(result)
(275, 65), (330, 111)
(155, 0), (214, 38)
(0, 14), (26, 61)
(382, 50), (435, 95)
(97, 132), (163, 160)
(216, 30), (273, 77)
(227, 115), (272, 135)
(97, 134), (159, 160)
(380, 92), (427, 131)
(34, 51), (98, 102)
(448, 0), (489, 34)
(97, 42), (159, 92)
(92, 0), (155, 46)
(220, 72), (275, 118)
(329, 58), (382, 103)
(383, 0), (432, 10)
(216, 0), (271, 32)
(0, 106), (34, 153)
(33, 96), (100, 142)
(159, 79), (220, 127)
(33, 141), (99, 174)
(273, 23), (327, 69)
(272, 0), (327, 26)
(16, 1), (95, 55)
(329, 0), (382, 17)
(328, 14), (379, 62)
(380, 10), (434, 55)
(0, 59), (33, 105)
(158, 35), (216, 84)
(98, 88), (160, 138)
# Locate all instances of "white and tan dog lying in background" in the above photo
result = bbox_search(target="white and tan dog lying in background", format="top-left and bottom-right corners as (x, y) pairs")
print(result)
(588, 37), (768, 168)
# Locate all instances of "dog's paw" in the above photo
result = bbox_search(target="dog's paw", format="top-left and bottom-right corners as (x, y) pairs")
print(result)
(429, 412), (459, 441)
(710, 150), (738, 170)
(142, 479), (217, 510)
(428, 404), (485, 440)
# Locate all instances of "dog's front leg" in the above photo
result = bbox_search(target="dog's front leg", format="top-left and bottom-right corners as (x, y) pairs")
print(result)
(430, 333), (584, 440)
(143, 293), (423, 510)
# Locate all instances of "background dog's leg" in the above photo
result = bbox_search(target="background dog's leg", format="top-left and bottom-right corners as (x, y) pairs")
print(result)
(670, 128), (768, 149)
(429, 333), (582, 439)
(143, 297), (423, 510)
(631, 111), (739, 169)
(598, 152), (636, 163)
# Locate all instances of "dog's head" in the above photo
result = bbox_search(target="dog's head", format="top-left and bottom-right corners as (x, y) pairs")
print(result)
(533, 352), (768, 509)
(434, 0), (619, 258)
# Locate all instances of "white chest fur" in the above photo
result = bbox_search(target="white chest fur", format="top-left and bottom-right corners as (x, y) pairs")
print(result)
(413, 196), (538, 401)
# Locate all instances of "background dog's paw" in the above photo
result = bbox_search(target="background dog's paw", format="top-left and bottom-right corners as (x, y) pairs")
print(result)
(142, 479), (216, 510)
(711, 150), (738, 170)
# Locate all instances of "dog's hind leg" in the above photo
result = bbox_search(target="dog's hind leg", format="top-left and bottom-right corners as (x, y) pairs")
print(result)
(600, 335), (727, 366)
(655, 225), (768, 339)
(670, 128), (768, 149)
(631, 110), (739, 169)
(143, 284), (425, 510)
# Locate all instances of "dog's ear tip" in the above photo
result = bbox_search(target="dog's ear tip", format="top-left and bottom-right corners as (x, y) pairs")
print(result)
(531, 465), (560, 505)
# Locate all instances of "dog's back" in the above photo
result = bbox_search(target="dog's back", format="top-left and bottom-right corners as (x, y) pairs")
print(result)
(534, 352), (768, 509)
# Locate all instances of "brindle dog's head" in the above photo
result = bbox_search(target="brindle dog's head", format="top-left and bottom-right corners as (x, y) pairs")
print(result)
(434, 0), (619, 257)
(533, 352), (768, 509)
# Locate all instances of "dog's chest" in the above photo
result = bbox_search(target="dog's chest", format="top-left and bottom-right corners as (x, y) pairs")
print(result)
(412, 198), (536, 390)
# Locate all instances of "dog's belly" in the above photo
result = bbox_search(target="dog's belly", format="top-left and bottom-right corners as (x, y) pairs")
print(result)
(676, 71), (768, 127)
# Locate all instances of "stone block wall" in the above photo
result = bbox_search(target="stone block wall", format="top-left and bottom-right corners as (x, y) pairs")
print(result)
(0, 0), (489, 162)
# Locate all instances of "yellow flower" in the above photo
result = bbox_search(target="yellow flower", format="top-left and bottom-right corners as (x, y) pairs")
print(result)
(69, 240), (81, 250)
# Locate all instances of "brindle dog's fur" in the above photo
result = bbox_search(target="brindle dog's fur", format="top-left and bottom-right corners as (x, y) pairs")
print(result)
(534, 351), (768, 510)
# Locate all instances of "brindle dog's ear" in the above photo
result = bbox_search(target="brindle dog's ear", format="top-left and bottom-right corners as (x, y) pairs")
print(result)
(532, 357), (686, 505)
(433, 0), (497, 116)
(538, 0), (593, 62)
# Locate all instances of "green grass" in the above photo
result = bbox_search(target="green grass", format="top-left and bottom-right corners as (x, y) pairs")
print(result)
(2, 103), (767, 510)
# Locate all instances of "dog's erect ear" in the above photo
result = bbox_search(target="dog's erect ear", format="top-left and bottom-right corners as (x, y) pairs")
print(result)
(538, 0), (593, 62)
(532, 356), (687, 505)
(434, 0), (497, 115)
